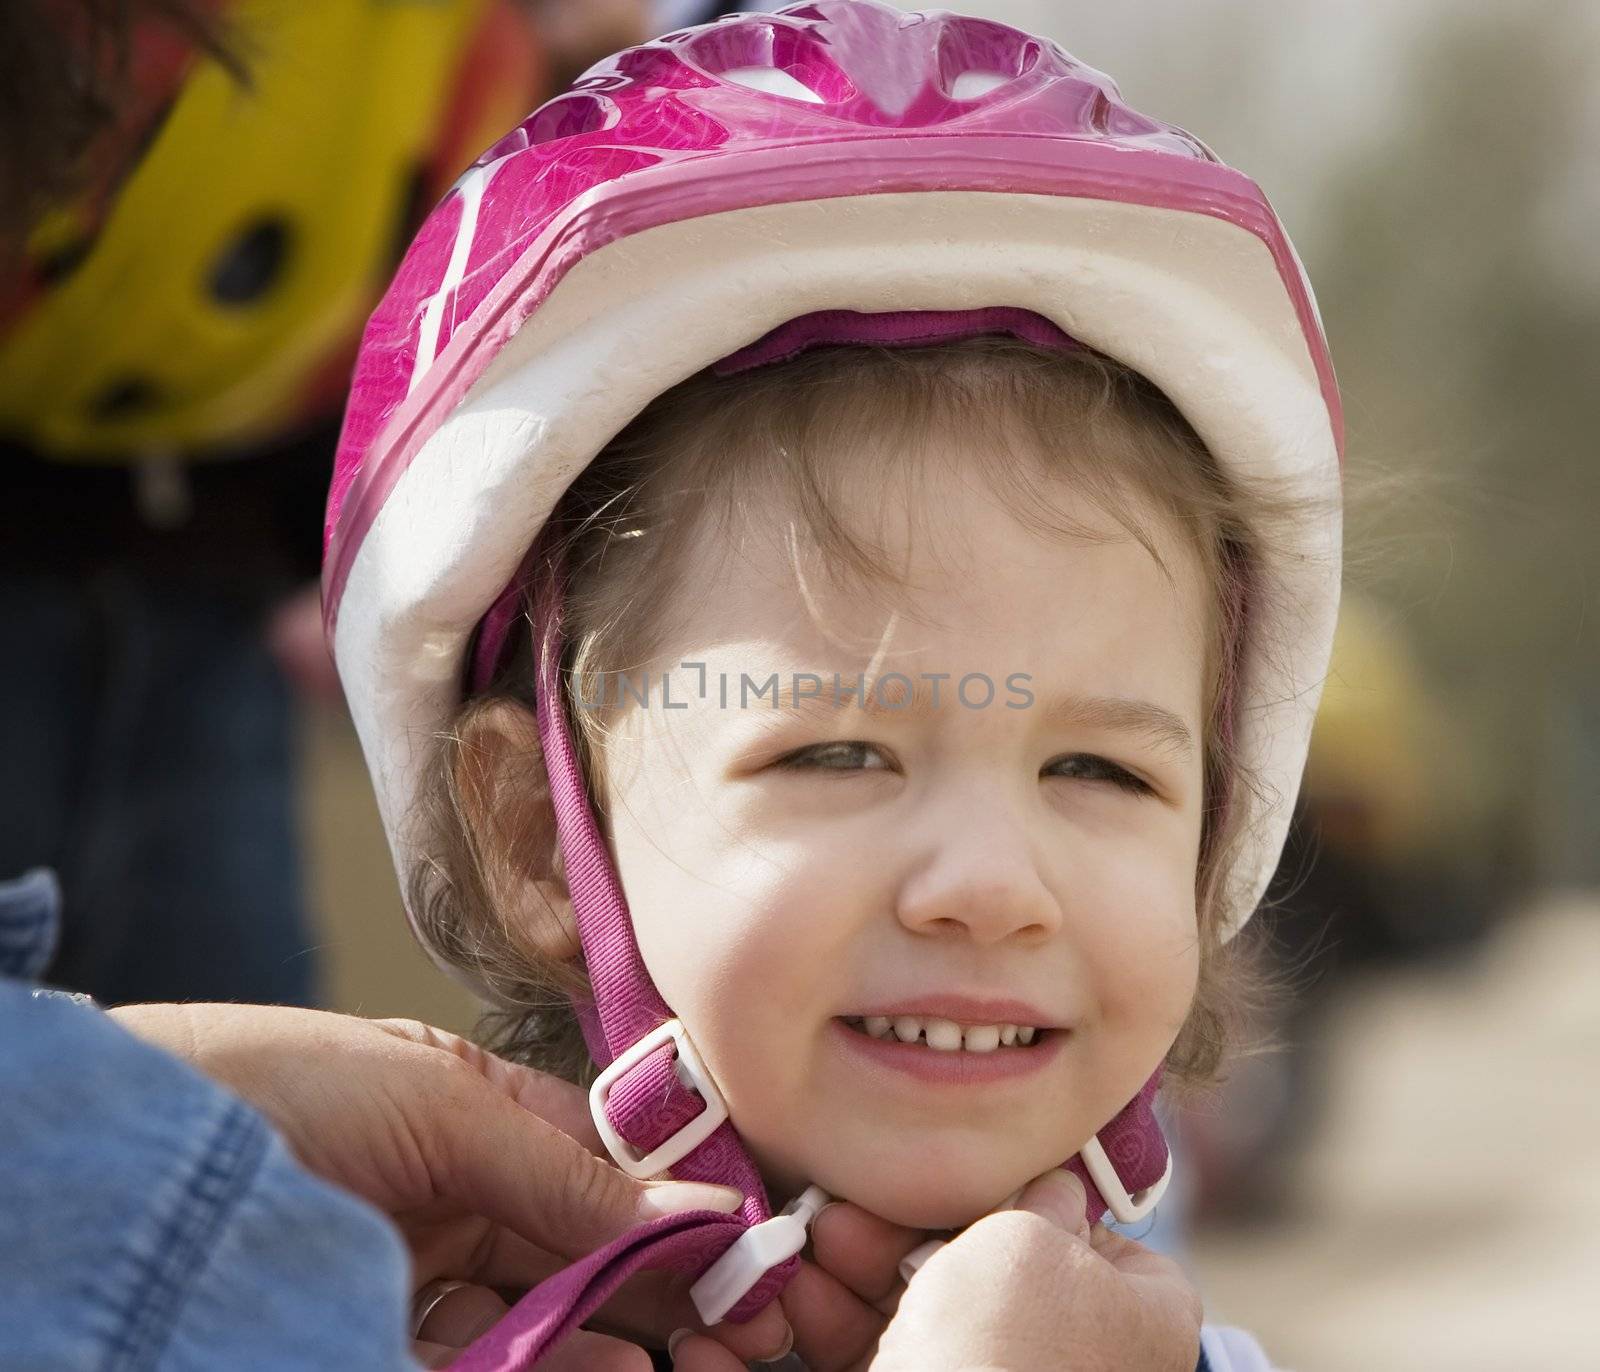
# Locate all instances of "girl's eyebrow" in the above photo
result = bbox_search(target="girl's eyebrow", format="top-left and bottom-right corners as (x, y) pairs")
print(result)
(1037, 694), (1195, 758)
(747, 676), (1195, 758)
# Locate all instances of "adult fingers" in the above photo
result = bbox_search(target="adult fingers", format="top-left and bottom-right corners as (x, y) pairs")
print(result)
(1089, 1226), (1206, 1332)
(417, 1307), (656, 1372)
(376, 1024), (783, 1360)
(420, 1069), (742, 1260)
(1089, 1223), (1183, 1275)
(417, 1334), (653, 1372)
(666, 1330), (755, 1372)
(1012, 1168), (1093, 1243)
(1011, 1171), (1194, 1325)
(532, 1328), (657, 1372)
(373, 1018), (607, 1154)
(458, 1226), (568, 1292)
(582, 1270), (793, 1366)
(809, 1201), (926, 1311)
(774, 1259), (893, 1372)
(414, 1282), (510, 1347)
(696, 1297), (793, 1366)
(465, 1037), (609, 1156)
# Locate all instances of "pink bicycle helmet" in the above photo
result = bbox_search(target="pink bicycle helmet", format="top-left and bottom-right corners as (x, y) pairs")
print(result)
(322, 3), (1342, 1364)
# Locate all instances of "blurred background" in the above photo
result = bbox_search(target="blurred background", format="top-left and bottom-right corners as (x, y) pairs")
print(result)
(4, 2), (1595, 1369)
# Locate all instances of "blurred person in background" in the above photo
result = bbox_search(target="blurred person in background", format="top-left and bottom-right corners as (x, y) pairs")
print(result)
(1178, 596), (1500, 1222)
(0, 0), (648, 1007)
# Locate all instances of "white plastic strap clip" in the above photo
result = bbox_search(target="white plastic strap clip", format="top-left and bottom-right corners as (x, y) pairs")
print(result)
(690, 1185), (830, 1326)
(1078, 1135), (1173, 1225)
(589, 1018), (730, 1180)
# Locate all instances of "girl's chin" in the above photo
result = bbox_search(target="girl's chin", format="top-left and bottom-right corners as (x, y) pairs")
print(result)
(846, 1185), (1023, 1232)
(749, 1111), (1092, 1230)
(762, 1165), (1030, 1232)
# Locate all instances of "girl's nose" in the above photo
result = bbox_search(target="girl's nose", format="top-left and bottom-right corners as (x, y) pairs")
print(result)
(893, 794), (1063, 946)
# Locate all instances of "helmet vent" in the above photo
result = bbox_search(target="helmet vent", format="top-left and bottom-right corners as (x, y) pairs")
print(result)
(947, 70), (1010, 101)
(721, 65), (825, 104)
(526, 94), (618, 146)
(935, 19), (1039, 104)
(208, 215), (291, 306)
(690, 22), (856, 106)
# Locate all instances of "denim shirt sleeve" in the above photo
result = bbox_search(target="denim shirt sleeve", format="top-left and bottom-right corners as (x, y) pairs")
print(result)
(0, 871), (420, 1371)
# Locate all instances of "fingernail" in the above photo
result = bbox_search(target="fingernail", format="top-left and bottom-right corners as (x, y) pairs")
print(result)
(813, 1200), (844, 1225)
(640, 1182), (745, 1219)
(994, 1187), (1025, 1213)
(667, 1327), (692, 1358)
(1049, 1170), (1093, 1234)
(766, 1321), (794, 1361)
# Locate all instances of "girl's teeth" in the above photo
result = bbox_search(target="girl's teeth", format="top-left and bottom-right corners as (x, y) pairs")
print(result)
(963, 1024), (1001, 1053)
(852, 1016), (1042, 1050)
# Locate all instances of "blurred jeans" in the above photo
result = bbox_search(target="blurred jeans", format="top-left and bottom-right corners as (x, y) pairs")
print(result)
(0, 569), (318, 1005)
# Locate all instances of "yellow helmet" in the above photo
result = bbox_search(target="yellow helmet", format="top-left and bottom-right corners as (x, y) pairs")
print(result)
(1304, 595), (1437, 861)
(0, 0), (544, 463)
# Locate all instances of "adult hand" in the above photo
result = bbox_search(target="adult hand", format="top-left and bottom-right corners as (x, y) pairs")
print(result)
(108, 1004), (794, 1368)
(873, 1170), (1202, 1372)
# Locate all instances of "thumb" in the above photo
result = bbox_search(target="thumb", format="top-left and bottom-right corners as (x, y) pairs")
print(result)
(430, 1075), (744, 1259)
(1012, 1168), (1093, 1243)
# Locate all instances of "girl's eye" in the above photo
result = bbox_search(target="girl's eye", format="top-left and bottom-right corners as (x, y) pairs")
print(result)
(774, 741), (891, 772)
(1044, 753), (1152, 795)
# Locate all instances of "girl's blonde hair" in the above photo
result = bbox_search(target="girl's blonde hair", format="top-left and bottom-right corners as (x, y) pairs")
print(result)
(410, 336), (1300, 1092)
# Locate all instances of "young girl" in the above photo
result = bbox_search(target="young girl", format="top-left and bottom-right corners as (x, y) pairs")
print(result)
(322, 2), (1342, 1367)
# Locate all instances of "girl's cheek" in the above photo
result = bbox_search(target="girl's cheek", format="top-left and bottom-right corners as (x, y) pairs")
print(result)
(648, 850), (845, 1054)
(711, 861), (853, 1008)
(1075, 849), (1201, 1032)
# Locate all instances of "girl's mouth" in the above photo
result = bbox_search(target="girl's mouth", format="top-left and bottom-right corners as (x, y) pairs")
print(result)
(831, 1015), (1063, 1086)
(839, 1014), (1052, 1052)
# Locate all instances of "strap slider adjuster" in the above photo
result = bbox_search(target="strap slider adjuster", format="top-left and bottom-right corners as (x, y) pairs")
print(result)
(690, 1185), (830, 1325)
(589, 1018), (729, 1179)
(1079, 1134), (1174, 1224)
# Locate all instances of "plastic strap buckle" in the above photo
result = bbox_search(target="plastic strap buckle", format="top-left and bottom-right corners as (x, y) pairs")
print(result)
(690, 1185), (830, 1326)
(1078, 1133), (1173, 1224)
(589, 1018), (730, 1180)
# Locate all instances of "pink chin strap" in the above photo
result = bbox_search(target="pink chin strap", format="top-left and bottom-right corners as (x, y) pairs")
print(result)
(450, 311), (1172, 1371)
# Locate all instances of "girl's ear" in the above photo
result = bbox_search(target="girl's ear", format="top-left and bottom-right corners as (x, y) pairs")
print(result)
(452, 697), (582, 965)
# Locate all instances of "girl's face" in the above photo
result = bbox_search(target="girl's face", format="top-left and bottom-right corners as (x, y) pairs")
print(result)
(601, 447), (1207, 1229)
